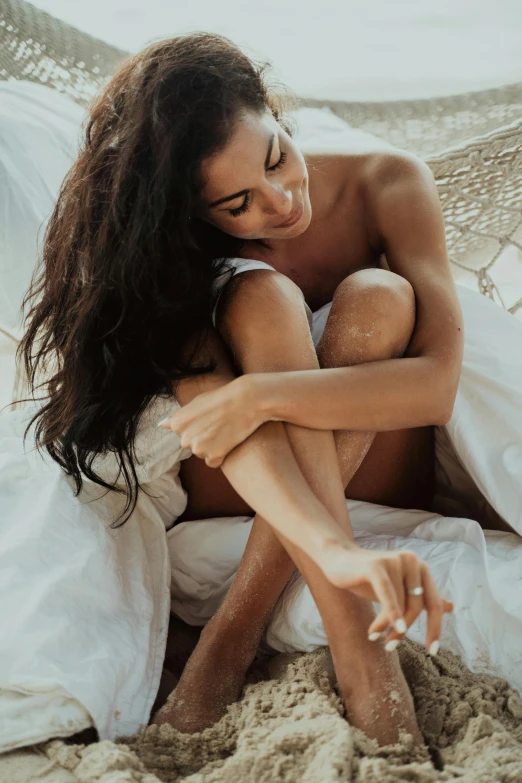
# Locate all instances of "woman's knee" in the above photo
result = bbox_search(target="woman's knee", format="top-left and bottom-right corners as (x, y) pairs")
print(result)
(217, 270), (318, 373)
(317, 268), (416, 367)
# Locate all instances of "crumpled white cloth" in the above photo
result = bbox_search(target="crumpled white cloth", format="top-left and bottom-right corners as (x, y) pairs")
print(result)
(0, 395), (191, 749)
(168, 504), (522, 693)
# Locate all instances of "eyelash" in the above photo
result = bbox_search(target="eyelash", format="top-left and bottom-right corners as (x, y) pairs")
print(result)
(228, 151), (288, 217)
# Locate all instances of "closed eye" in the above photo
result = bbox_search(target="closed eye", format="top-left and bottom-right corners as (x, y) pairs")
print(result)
(229, 151), (288, 218)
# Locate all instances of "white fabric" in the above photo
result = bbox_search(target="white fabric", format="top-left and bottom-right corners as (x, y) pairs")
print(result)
(0, 82), (85, 334)
(0, 394), (191, 750)
(0, 326), (19, 416)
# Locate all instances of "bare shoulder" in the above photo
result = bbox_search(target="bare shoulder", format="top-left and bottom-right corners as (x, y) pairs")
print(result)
(300, 125), (403, 185)
(356, 149), (436, 246)
(360, 148), (434, 204)
(304, 143), (430, 213)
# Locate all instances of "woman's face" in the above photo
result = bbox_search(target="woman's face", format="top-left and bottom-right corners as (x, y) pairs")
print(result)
(195, 109), (312, 240)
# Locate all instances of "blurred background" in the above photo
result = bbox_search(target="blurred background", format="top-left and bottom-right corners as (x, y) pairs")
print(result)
(30, 0), (522, 101)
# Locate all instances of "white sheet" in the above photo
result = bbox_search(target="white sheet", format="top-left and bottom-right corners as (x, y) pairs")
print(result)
(0, 395), (190, 750)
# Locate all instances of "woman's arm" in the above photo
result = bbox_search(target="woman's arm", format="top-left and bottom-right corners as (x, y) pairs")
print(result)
(257, 152), (464, 432)
(255, 356), (452, 432)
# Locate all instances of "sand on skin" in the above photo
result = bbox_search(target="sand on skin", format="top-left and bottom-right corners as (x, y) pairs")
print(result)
(16, 640), (521, 783)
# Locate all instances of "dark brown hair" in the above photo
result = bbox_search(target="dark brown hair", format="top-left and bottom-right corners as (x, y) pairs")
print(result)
(17, 32), (298, 525)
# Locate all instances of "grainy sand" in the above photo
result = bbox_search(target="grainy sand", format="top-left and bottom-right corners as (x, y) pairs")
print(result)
(38, 640), (522, 783)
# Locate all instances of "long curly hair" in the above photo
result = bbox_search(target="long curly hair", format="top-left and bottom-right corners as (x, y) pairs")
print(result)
(16, 32), (298, 525)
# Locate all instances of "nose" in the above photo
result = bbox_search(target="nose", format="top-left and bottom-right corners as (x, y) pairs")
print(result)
(266, 185), (293, 216)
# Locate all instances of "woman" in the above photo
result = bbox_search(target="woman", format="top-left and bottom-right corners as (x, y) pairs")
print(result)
(17, 32), (460, 747)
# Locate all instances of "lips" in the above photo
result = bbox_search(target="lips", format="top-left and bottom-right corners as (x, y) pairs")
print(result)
(276, 201), (303, 228)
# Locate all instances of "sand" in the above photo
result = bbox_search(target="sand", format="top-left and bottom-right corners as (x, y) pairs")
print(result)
(25, 640), (522, 783)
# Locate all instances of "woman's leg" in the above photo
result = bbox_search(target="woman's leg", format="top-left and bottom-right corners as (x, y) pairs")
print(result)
(157, 269), (424, 744)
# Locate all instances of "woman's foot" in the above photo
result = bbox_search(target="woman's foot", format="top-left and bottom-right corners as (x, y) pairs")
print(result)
(153, 631), (422, 748)
(152, 620), (257, 733)
(338, 648), (424, 747)
(153, 604), (424, 748)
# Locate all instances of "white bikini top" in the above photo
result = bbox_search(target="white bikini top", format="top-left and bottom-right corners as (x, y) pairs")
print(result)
(211, 257), (314, 331)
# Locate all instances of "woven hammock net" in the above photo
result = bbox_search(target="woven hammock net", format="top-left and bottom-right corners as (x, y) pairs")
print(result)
(1, 0), (522, 315)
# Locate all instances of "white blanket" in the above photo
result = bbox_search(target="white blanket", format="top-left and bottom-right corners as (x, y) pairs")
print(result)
(0, 398), (179, 747)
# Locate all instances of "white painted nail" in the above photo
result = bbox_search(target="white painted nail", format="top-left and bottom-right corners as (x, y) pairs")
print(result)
(428, 640), (440, 656)
(157, 417), (170, 428)
(368, 632), (381, 642)
(395, 618), (407, 634)
(385, 639), (399, 652)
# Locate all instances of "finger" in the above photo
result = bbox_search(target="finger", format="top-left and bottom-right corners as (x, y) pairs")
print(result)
(421, 562), (444, 654)
(157, 415), (174, 430)
(187, 425), (229, 465)
(160, 417), (190, 437)
(205, 455), (224, 469)
(158, 407), (189, 432)
(443, 599), (454, 613)
(169, 402), (208, 434)
(367, 609), (391, 639)
(386, 550), (425, 643)
(402, 550), (424, 618)
(382, 559), (406, 643)
(391, 558), (406, 619)
(179, 423), (212, 452)
(370, 564), (404, 634)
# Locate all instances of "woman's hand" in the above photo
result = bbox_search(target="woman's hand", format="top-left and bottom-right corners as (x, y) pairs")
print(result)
(319, 542), (453, 654)
(159, 376), (266, 468)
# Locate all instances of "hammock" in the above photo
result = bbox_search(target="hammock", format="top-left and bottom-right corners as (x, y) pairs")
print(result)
(1, 0), (522, 314)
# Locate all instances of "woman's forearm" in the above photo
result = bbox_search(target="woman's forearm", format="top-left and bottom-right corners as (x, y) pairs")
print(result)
(256, 355), (454, 433)
(220, 418), (357, 560)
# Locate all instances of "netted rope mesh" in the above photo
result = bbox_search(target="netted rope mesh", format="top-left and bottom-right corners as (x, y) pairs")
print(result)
(1, 0), (522, 314)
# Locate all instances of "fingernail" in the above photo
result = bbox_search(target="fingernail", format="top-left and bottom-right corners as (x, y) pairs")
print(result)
(395, 618), (407, 634)
(385, 639), (399, 652)
(368, 632), (381, 642)
(157, 417), (170, 428)
(428, 640), (440, 656)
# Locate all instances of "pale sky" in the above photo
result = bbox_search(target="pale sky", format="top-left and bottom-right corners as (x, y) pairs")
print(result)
(31, 0), (522, 101)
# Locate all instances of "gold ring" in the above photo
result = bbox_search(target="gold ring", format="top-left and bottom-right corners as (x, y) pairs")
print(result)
(407, 586), (424, 596)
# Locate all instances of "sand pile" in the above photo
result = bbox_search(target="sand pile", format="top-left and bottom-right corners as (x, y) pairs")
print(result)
(43, 641), (522, 783)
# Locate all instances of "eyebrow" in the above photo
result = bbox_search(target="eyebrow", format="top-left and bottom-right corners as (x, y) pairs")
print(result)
(208, 132), (275, 209)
